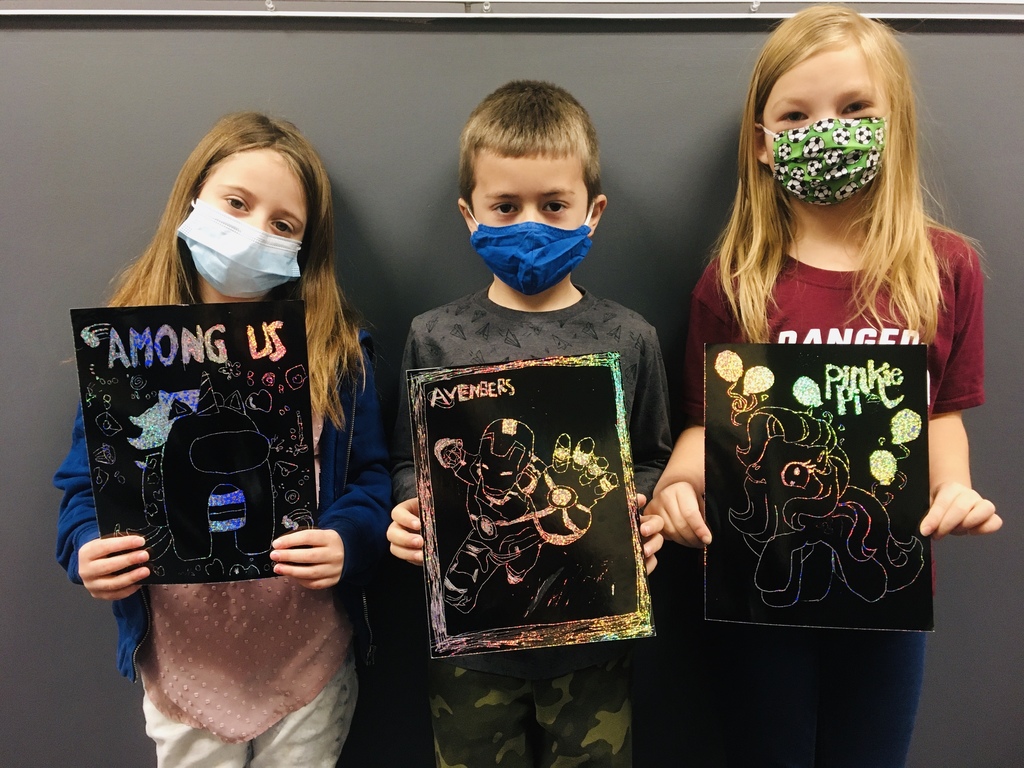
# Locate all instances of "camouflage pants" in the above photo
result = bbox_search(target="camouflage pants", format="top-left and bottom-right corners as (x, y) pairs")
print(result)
(428, 653), (632, 768)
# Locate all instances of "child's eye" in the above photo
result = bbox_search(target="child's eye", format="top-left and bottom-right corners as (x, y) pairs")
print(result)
(227, 197), (247, 211)
(843, 102), (869, 114)
(272, 221), (294, 235)
(543, 202), (566, 213)
(495, 203), (517, 215)
(781, 111), (807, 123)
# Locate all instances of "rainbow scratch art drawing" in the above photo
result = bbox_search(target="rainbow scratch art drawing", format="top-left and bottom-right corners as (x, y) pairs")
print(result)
(409, 353), (653, 657)
(70, 301), (316, 585)
(704, 343), (933, 631)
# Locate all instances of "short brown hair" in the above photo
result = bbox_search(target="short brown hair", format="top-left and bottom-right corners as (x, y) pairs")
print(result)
(458, 80), (601, 205)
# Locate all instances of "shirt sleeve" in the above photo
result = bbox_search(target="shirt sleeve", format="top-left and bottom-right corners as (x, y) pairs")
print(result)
(627, 324), (672, 498)
(682, 263), (742, 423)
(931, 232), (986, 414)
(53, 404), (101, 584)
(390, 327), (420, 503)
(318, 340), (393, 586)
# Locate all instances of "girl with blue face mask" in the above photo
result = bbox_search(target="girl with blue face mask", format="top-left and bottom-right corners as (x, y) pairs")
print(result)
(54, 112), (391, 766)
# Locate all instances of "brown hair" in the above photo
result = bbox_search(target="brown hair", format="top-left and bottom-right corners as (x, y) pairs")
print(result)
(458, 80), (601, 206)
(108, 112), (362, 426)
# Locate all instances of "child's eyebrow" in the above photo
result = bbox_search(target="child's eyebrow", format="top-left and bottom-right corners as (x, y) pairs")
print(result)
(212, 183), (251, 195)
(830, 85), (878, 101)
(483, 188), (578, 199)
(773, 86), (877, 106)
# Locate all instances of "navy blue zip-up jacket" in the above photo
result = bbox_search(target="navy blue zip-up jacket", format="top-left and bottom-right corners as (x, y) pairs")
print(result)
(54, 331), (391, 681)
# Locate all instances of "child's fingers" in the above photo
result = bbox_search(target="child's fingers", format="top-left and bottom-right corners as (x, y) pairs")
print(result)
(684, 507), (713, 546)
(391, 501), (422, 531)
(80, 535), (147, 561)
(954, 499), (1000, 535)
(921, 483), (961, 537)
(658, 511), (699, 548)
(83, 565), (150, 600)
(80, 539), (149, 578)
(390, 545), (424, 566)
(924, 485), (997, 539)
(78, 535), (150, 599)
(937, 490), (979, 538)
(275, 562), (341, 589)
(652, 481), (711, 547)
(387, 519), (423, 548)
(667, 493), (711, 547)
(272, 528), (340, 550)
(388, 520), (425, 565)
(271, 545), (321, 565)
(640, 512), (665, 568)
(643, 531), (664, 574)
(272, 530), (343, 563)
(639, 512), (664, 538)
(644, 552), (659, 575)
(919, 507), (944, 537)
(968, 512), (1003, 535)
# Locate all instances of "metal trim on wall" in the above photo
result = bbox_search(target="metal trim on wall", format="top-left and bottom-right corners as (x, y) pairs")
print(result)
(2, 1), (1024, 22)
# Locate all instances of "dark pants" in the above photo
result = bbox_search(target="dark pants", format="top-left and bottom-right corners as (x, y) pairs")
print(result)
(429, 653), (633, 767)
(709, 623), (926, 768)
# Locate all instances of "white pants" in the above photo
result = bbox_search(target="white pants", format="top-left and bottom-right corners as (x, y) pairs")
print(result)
(142, 654), (357, 768)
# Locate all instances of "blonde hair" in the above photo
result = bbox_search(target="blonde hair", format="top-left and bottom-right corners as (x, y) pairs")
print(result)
(458, 80), (601, 205)
(108, 112), (363, 427)
(717, 5), (943, 343)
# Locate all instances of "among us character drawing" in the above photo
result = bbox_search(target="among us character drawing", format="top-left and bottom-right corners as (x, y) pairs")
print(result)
(149, 371), (278, 562)
(434, 418), (618, 613)
(729, 402), (924, 607)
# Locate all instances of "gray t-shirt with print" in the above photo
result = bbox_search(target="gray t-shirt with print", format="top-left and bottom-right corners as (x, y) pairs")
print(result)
(391, 287), (672, 679)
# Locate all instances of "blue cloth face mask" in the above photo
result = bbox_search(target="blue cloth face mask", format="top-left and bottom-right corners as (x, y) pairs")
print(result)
(177, 198), (302, 299)
(468, 206), (594, 296)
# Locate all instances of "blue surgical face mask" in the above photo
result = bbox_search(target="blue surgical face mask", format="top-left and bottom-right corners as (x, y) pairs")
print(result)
(468, 206), (594, 296)
(177, 198), (302, 299)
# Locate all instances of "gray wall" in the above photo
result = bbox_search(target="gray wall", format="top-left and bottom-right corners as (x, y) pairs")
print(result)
(1, 15), (1020, 767)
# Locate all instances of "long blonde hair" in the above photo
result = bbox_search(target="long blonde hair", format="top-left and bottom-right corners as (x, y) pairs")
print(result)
(109, 112), (362, 427)
(717, 5), (943, 343)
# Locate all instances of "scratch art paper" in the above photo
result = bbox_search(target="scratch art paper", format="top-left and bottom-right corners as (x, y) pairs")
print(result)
(70, 301), (316, 584)
(704, 343), (932, 631)
(408, 353), (653, 657)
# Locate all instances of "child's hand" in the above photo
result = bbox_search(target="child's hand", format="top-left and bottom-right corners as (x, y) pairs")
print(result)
(388, 498), (424, 566)
(636, 494), (665, 574)
(647, 481), (712, 548)
(271, 529), (345, 589)
(920, 482), (1002, 540)
(78, 535), (150, 601)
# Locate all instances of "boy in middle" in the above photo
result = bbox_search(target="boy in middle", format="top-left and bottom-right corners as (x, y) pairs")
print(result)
(388, 80), (671, 766)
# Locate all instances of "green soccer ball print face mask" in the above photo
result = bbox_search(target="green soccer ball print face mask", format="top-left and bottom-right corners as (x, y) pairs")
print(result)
(762, 117), (886, 205)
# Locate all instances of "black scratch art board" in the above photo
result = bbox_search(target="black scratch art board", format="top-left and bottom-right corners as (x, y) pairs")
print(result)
(408, 353), (653, 657)
(70, 301), (316, 584)
(704, 343), (932, 631)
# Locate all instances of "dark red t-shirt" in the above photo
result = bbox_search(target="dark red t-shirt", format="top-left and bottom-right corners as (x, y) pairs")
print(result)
(682, 229), (985, 421)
